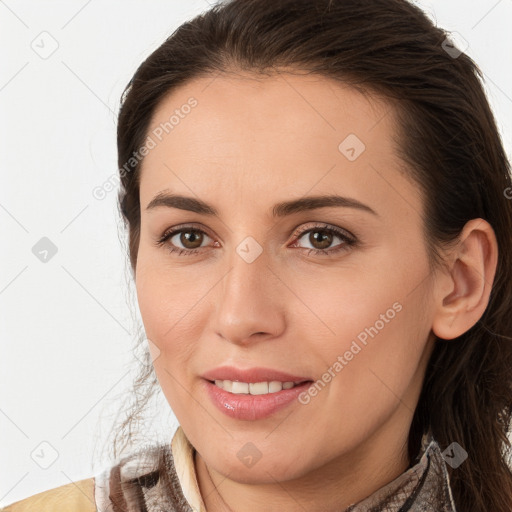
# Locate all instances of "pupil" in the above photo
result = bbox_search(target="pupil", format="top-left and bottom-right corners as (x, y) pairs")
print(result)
(182, 231), (202, 248)
(312, 231), (331, 249)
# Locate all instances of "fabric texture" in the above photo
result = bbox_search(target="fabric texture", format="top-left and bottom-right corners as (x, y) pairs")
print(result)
(1, 427), (457, 511)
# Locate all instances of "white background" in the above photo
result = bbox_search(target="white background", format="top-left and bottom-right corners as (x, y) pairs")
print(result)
(1, 0), (511, 506)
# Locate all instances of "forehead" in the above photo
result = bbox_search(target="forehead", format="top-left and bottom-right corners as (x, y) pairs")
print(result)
(138, 71), (422, 222)
(145, 71), (391, 163)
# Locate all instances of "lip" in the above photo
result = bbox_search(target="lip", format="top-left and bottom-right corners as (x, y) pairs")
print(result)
(201, 366), (312, 384)
(203, 379), (313, 421)
(201, 366), (313, 421)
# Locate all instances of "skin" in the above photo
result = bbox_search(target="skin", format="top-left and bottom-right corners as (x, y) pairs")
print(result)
(134, 70), (498, 511)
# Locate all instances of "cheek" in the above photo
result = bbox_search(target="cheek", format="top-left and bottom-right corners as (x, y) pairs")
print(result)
(313, 277), (432, 414)
(135, 264), (205, 417)
(290, 253), (433, 393)
(286, 263), (403, 351)
(135, 261), (200, 356)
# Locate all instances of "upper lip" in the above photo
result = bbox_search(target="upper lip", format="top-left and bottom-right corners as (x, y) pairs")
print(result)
(202, 366), (313, 384)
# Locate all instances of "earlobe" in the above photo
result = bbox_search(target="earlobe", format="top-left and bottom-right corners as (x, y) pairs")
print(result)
(431, 218), (498, 341)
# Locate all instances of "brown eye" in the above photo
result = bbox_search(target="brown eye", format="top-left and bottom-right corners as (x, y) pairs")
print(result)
(308, 230), (334, 250)
(177, 230), (204, 249)
(155, 226), (213, 256)
(292, 223), (357, 256)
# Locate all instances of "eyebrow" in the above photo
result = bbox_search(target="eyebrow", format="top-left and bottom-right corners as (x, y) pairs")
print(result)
(145, 191), (378, 217)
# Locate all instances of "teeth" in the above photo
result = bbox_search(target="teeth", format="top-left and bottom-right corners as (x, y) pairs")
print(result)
(213, 379), (300, 395)
(232, 381), (249, 394)
(249, 382), (268, 395)
(269, 381), (282, 393)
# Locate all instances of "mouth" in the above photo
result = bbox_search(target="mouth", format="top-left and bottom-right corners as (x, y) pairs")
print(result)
(201, 366), (314, 420)
(202, 372), (315, 421)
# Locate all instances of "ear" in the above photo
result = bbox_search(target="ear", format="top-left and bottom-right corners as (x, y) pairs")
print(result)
(431, 218), (498, 340)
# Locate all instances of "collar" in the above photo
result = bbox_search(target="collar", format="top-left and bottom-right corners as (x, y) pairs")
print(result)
(171, 426), (207, 512)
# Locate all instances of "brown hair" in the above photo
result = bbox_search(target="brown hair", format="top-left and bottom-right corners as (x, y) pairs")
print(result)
(108, 0), (512, 510)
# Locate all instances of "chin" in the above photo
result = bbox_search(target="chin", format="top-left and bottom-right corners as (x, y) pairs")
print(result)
(209, 451), (310, 485)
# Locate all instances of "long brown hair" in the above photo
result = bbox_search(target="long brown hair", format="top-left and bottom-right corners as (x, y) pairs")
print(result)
(108, 1), (512, 510)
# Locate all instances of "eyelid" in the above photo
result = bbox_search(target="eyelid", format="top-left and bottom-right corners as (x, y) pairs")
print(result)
(290, 222), (356, 244)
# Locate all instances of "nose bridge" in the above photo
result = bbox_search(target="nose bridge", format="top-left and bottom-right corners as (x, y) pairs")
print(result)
(213, 235), (284, 344)
(221, 236), (269, 314)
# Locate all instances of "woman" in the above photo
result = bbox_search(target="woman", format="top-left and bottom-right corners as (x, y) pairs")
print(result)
(3, 0), (511, 510)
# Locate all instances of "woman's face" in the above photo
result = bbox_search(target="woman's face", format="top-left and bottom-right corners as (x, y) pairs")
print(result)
(135, 71), (439, 484)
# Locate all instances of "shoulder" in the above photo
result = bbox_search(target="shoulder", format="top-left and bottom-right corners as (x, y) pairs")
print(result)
(0, 477), (96, 512)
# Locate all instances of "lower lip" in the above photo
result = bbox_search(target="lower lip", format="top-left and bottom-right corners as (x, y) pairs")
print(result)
(203, 379), (313, 421)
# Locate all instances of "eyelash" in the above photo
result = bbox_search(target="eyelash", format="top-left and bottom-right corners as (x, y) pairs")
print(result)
(154, 223), (357, 257)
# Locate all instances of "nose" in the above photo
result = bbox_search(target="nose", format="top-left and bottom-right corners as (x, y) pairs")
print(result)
(212, 244), (286, 346)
